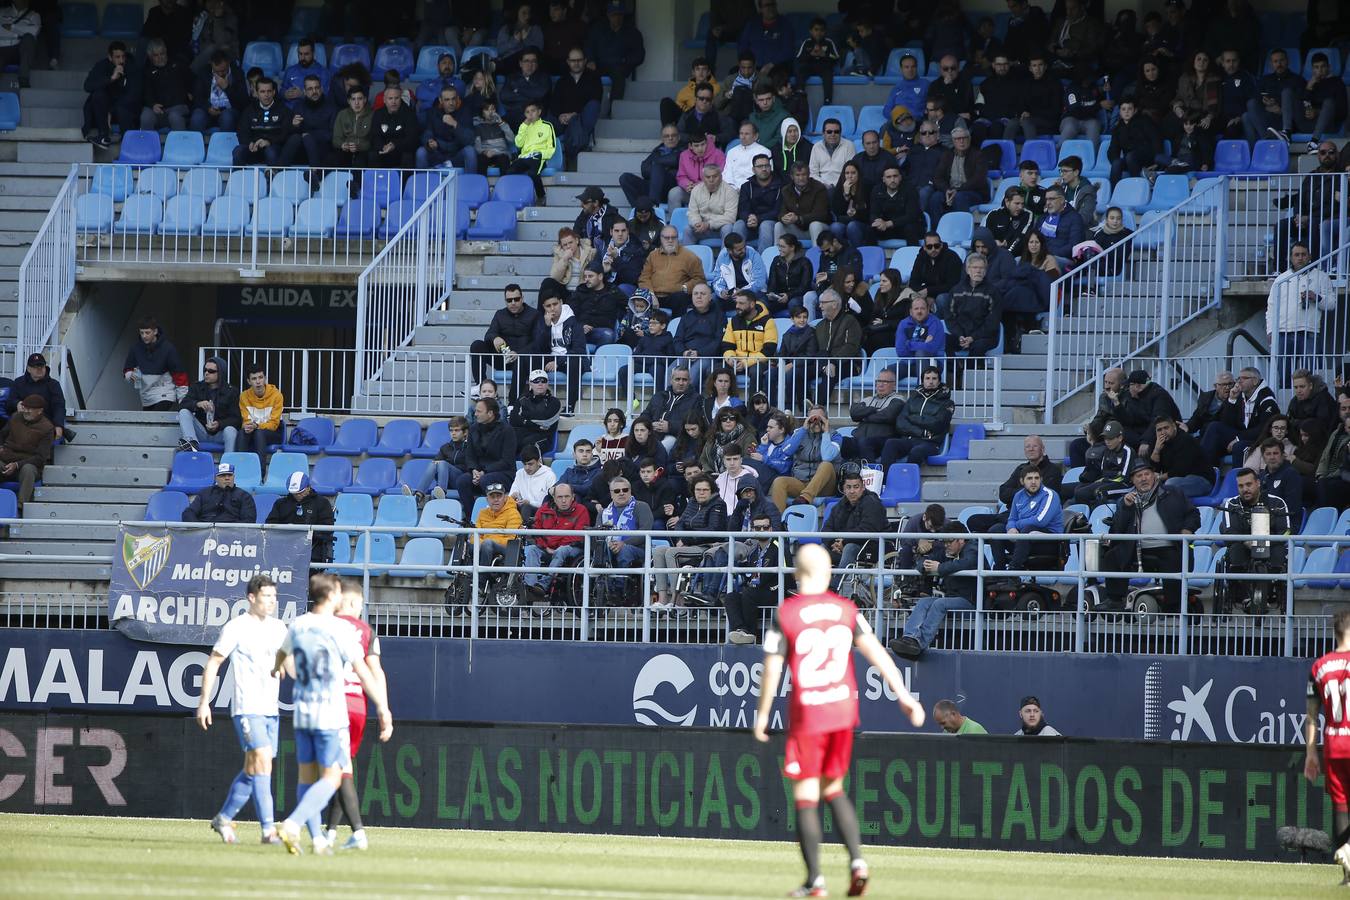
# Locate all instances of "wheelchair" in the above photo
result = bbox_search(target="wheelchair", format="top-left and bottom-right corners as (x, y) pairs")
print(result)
(442, 535), (524, 614)
(1213, 542), (1283, 616)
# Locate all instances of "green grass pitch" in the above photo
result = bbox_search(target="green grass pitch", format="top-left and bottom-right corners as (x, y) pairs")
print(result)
(0, 813), (1344, 898)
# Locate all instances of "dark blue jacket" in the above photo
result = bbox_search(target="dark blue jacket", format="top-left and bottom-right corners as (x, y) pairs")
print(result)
(674, 304), (724, 359)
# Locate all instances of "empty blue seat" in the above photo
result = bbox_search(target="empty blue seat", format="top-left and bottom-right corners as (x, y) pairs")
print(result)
(403, 170), (447, 206)
(1141, 174), (1189, 212)
(205, 131), (240, 166)
(360, 168), (402, 208)
(201, 196), (250, 236)
(689, 243), (715, 278)
(310, 456), (354, 495)
(891, 246), (920, 279)
(336, 196), (379, 237)
(326, 418), (379, 455)
(290, 198), (340, 238)
(268, 169), (311, 203)
(91, 164), (134, 200)
(243, 41), (284, 78)
(981, 139), (1016, 176)
(879, 463), (922, 506)
(159, 195), (206, 236)
(374, 493), (420, 534)
(411, 421), (452, 459)
(465, 199), (517, 240)
(854, 105), (885, 139)
(455, 200), (471, 238)
(166, 451), (215, 491)
(348, 458), (398, 496)
(75, 193), (114, 233)
(936, 211), (973, 247)
(1212, 140), (1251, 175)
(256, 452), (308, 494)
(115, 195), (163, 235)
(61, 2), (99, 37)
(317, 170), (353, 206)
(280, 416), (336, 453)
(1303, 506), (1339, 543)
(145, 490), (190, 522)
(1195, 469), (1239, 508)
(368, 419), (423, 457)
(1018, 139), (1056, 173)
(137, 165), (179, 200)
(492, 174), (536, 210)
(413, 45), (455, 80)
(334, 492), (375, 527)
(250, 197), (294, 236)
(1249, 139), (1290, 175)
(181, 168), (222, 203)
(0, 93), (19, 131)
(1057, 139), (1095, 167)
(928, 423), (985, 464)
(858, 246), (885, 280)
(101, 2), (141, 38)
(1087, 136), (1112, 178)
(373, 44), (415, 79)
(330, 43), (372, 71)
(225, 167), (266, 201)
(1108, 176), (1151, 213)
(460, 46), (498, 68)
(458, 172), (490, 209)
(117, 130), (162, 165)
(390, 536), (446, 576)
(379, 200), (415, 239)
(339, 533), (396, 576)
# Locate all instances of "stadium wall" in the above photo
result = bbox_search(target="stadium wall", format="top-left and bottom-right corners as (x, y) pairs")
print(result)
(0, 712), (1329, 862)
(0, 630), (1316, 746)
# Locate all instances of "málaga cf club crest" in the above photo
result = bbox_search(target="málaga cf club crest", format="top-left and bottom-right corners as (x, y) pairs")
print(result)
(122, 532), (172, 589)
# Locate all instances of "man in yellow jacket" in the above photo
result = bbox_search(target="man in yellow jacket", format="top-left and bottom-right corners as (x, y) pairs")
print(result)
(722, 290), (779, 395)
(239, 364), (285, 468)
(511, 100), (557, 205)
(474, 481), (523, 570)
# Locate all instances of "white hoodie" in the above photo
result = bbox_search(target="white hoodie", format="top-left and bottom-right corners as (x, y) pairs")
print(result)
(1267, 264), (1335, 335)
(548, 303), (577, 355)
(510, 464), (558, 507)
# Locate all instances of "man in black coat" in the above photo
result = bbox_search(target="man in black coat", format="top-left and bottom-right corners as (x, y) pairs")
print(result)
(1183, 371), (1239, 435)
(455, 397), (518, 503)
(907, 234), (964, 304)
(823, 469), (889, 584)
(1006, 55), (1062, 141)
(868, 163), (924, 245)
(288, 74), (336, 168)
(943, 255), (1002, 357)
(510, 371), (563, 460)
(233, 77), (300, 166)
(469, 285), (542, 385)
(1117, 369), (1181, 446)
(1107, 98), (1164, 184)
(642, 365), (701, 444)
(499, 48), (553, 127)
(83, 41), (139, 147)
(370, 85), (420, 169)
(1199, 366), (1280, 466)
(265, 472), (336, 562)
(1288, 370), (1340, 434)
(177, 355), (241, 452)
(1097, 460), (1200, 611)
(189, 50), (248, 134)
(619, 124), (684, 209)
(139, 39), (191, 131)
(1141, 415), (1214, 499)
(6, 352), (67, 441)
(182, 463), (256, 524)
(553, 47), (604, 168)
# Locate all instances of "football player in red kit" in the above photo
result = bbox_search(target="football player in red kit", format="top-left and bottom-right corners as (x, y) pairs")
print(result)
(754, 543), (924, 898)
(324, 578), (386, 851)
(1307, 608), (1350, 883)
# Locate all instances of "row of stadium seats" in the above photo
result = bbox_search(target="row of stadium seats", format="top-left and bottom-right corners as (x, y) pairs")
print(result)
(90, 161), (431, 206)
(76, 192), (416, 239)
(978, 137), (1290, 181)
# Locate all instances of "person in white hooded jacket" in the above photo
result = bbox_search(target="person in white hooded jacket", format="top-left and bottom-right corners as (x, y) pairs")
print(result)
(1267, 241), (1337, 385)
(722, 121), (771, 190)
(509, 444), (558, 525)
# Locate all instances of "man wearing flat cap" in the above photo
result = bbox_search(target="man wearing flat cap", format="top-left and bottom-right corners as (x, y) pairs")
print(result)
(5, 353), (68, 442)
(182, 461), (256, 524)
(1094, 458), (1200, 612)
(0, 393), (55, 512)
(265, 471), (335, 562)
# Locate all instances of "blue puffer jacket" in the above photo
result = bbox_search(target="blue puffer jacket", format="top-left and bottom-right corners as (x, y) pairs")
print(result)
(1007, 486), (1063, 534)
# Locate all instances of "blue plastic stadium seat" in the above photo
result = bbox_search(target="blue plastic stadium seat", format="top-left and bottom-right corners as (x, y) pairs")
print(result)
(166, 451), (215, 491)
(310, 456), (354, 495)
(812, 105), (856, 137)
(115, 195), (163, 235)
(281, 416), (336, 453)
(250, 197), (294, 236)
(981, 139), (1016, 176)
(689, 243), (714, 278)
(891, 246), (920, 279)
(336, 195), (380, 238)
(61, 2), (99, 37)
(225, 167), (266, 202)
(335, 492), (375, 527)
(373, 44), (415, 80)
(290, 198), (340, 238)
(374, 493), (420, 534)
(412, 421), (453, 459)
(879, 463), (922, 506)
(563, 423), (605, 454)
(455, 200), (471, 238)
(389, 458), (432, 495)
(413, 45), (454, 80)
(458, 172), (490, 209)
(1303, 47), (1342, 78)
(465, 199), (517, 240)
(854, 105), (885, 139)
(1108, 176), (1151, 213)
(936, 211), (973, 248)
(460, 46), (498, 69)
(1057, 139), (1095, 167)
(368, 419), (423, 457)
(75, 194), (114, 233)
(325, 418), (378, 456)
(159, 195), (206, 236)
(317, 170), (354, 206)
(269, 169), (311, 203)
(243, 41), (284, 78)
(145, 490), (190, 522)
(219, 452), (262, 491)
(0, 93), (18, 131)
(492, 173), (536, 210)
(1018, 139), (1056, 173)
(117, 130), (162, 165)
(1195, 469), (1239, 508)
(91, 164), (134, 200)
(162, 130), (205, 166)
(201, 196), (250, 237)
(379, 200), (415, 239)
(928, 423), (985, 465)
(839, 348), (896, 393)
(1303, 506), (1339, 543)
(1249, 139), (1291, 175)
(101, 2), (142, 38)
(581, 344), (630, 391)
(205, 131), (240, 166)
(403, 170), (447, 206)
(330, 43), (372, 71)
(347, 458), (398, 496)
(857, 246), (885, 281)
(359, 168), (402, 208)
(419, 498), (464, 528)
(875, 47), (926, 84)
(1211, 140), (1252, 175)
(136, 165), (179, 200)
(1141, 174), (1189, 212)
(255, 452), (308, 494)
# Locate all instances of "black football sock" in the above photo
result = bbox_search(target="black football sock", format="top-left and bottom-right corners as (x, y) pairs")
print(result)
(1335, 809), (1350, 848)
(796, 801), (822, 884)
(325, 790), (343, 831)
(338, 774), (364, 832)
(827, 791), (863, 862)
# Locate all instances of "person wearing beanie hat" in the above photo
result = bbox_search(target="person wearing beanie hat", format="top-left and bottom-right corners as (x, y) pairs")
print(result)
(265, 470), (335, 562)
(1014, 696), (1061, 736)
(6, 352), (68, 441)
(182, 460), (256, 524)
(178, 356), (242, 453)
(0, 394), (55, 511)
(627, 197), (663, 255)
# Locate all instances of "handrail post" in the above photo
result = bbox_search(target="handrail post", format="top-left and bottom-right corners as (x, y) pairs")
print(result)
(1043, 280), (1059, 424)
(299, 349), (310, 415)
(241, 166), (262, 277)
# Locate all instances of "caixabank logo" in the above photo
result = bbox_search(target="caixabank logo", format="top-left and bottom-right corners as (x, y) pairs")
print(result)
(1144, 662), (1318, 745)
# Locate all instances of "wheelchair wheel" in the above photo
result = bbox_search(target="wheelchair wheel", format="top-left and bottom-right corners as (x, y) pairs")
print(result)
(1015, 589), (1046, 616)
(490, 573), (522, 607)
(443, 573), (470, 615)
(1130, 590), (1161, 620)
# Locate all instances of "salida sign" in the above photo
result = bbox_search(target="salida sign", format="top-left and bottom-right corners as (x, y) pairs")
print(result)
(0, 713), (1331, 861)
(216, 285), (357, 323)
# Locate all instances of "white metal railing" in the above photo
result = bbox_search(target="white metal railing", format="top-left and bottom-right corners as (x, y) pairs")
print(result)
(1224, 173), (1349, 283)
(1094, 352), (1273, 424)
(1264, 241), (1349, 393)
(1043, 180), (1227, 424)
(353, 170), (457, 389)
(71, 163), (450, 275)
(198, 346), (358, 415)
(2, 522), (1345, 656)
(16, 165), (78, 375)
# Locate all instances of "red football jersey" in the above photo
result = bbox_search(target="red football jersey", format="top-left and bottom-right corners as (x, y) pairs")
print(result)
(338, 613), (379, 708)
(1309, 651), (1350, 758)
(764, 590), (869, 736)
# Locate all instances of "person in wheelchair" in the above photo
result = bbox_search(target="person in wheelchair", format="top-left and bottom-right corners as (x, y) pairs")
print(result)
(723, 513), (782, 645)
(473, 481), (522, 571)
(989, 467), (1063, 574)
(1217, 467), (1291, 614)
(823, 466), (888, 592)
(594, 475), (655, 604)
(888, 522), (979, 660)
(523, 483), (592, 604)
(690, 479), (783, 603)
(651, 474), (726, 610)
(1094, 459), (1200, 612)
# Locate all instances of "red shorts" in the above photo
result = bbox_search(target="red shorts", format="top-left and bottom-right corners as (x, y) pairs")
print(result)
(347, 706), (366, 756)
(1326, 756), (1350, 809)
(783, 729), (854, 781)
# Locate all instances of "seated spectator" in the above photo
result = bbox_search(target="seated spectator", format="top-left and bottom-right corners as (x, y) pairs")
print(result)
(642, 365), (701, 448)
(1037, 187), (1086, 267)
(667, 284), (723, 386)
(592, 473), (652, 597)
(0, 395), (53, 512)
(1018, 230), (1062, 289)
(896, 296), (946, 366)
(469, 99), (515, 174)
(1199, 366), (1279, 466)
(945, 253), (1002, 359)
(1008, 55), (1061, 141)
(791, 16), (839, 103)
(508, 100), (556, 206)
(637, 227), (705, 317)
(265, 472), (334, 561)
(712, 443), (759, 510)
(684, 164), (741, 247)
(471, 481), (523, 572)
(969, 435), (1065, 534)
(721, 511), (781, 643)
(828, 161), (870, 249)
(1183, 370), (1238, 435)
(559, 438), (604, 510)
(724, 122), (772, 191)
(568, 261), (626, 346)
(178, 356), (240, 453)
(326, 62), (370, 112)
(764, 233), (812, 315)
(844, 17), (887, 77)
(330, 85), (374, 167)
(1315, 395), (1350, 510)
(1216, 466), (1293, 611)
(1089, 207), (1133, 275)
(456, 398), (518, 504)
(697, 477), (782, 596)
(702, 405), (755, 474)
(869, 163), (924, 245)
(883, 107), (917, 165)
(845, 369), (904, 461)
(776, 301), (818, 410)
(1053, 156), (1098, 229)
(290, 74), (336, 169)
(139, 39), (191, 132)
(920, 96), (969, 149)
(238, 364), (283, 465)
(462, 68), (498, 122)
(499, 48), (550, 128)
(973, 53), (1022, 138)
(1242, 48), (1303, 144)
(540, 0), (584, 74)
(522, 482), (591, 602)
(883, 52), (929, 123)
(632, 456), (677, 524)
(1299, 52), (1346, 151)
(1108, 99), (1164, 184)
(191, 0), (238, 76)
(888, 524), (979, 659)
(768, 404), (838, 509)
(661, 57), (717, 127)
(509, 370), (562, 459)
(925, 127), (989, 226)
(572, 187), (624, 255)
(811, 117), (856, 185)
(677, 82), (731, 149)
(540, 228), (595, 302)
(774, 117), (811, 175)
(651, 474), (726, 609)
(1069, 368), (1125, 468)
(585, 2), (644, 101)
(717, 49), (759, 122)
(628, 200), (664, 255)
(1059, 71), (1104, 144)
(554, 46), (603, 170)
(990, 468), (1063, 572)
(416, 86), (476, 172)
(0, 0), (36, 87)
(851, 130), (891, 192)
(1163, 113), (1215, 173)
(617, 288), (655, 347)
(123, 318), (186, 412)
(496, 4), (543, 74)
(892, 503), (948, 579)
(469, 285), (540, 386)
(1095, 460), (1200, 611)
(1256, 437), (1303, 523)
(808, 287), (862, 398)
(620, 125), (684, 209)
(881, 366), (954, 467)
(83, 42), (138, 148)
(182, 461), (256, 524)
(234, 77), (300, 166)
(669, 417), (709, 488)
(736, 153), (783, 253)
(721, 289), (777, 392)
(824, 467), (888, 583)
(142, 0), (192, 65)
(627, 308), (678, 392)
(711, 233), (767, 307)
(1294, 419), (1330, 501)
(510, 445), (558, 526)
(775, 161), (829, 245)
(1288, 370), (1340, 434)
(405, 414), (469, 502)
(670, 132), (726, 211)
(1117, 370), (1181, 446)
(863, 269), (907, 354)
(189, 50), (247, 134)
(593, 408), (627, 465)
(368, 85), (419, 169)
(804, 230), (861, 316)
(1070, 419), (1134, 505)
(279, 38), (328, 103)
(975, 234), (1042, 353)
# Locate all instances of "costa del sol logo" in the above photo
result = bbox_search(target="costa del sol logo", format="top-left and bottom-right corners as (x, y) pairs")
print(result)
(632, 653), (698, 726)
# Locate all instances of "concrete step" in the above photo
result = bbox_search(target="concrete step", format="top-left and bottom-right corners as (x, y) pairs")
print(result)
(543, 183), (620, 205)
(620, 81), (684, 102)
(69, 409), (180, 425)
(39, 465), (171, 488)
(969, 438), (1069, 461)
(443, 290), (518, 311)
(58, 422), (181, 446)
(20, 107), (82, 129)
(19, 87), (86, 108)
(0, 173), (71, 195)
(0, 209), (54, 229)
(596, 118), (658, 141)
(482, 255), (552, 276)
(0, 161), (79, 177)
(462, 239), (555, 256)
(577, 151), (650, 173)
(52, 444), (176, 468)
(352, 395), (467, 415)
(27, 70), (88, 91)
(0, 559), (115, 579)
(31, 485), (159, 504)
(609, 99), (659, 120)
(0, 540), (113, 558)
(945, 459), (1030, 481)
(0, 194), (62, 211)
(921, 480), (1002, 503)
(425, 308), (497, 327)
(22, 501), (148, 522)
(16, 142), (92, 164)
(0, 246), (26, 267)
(455, 273), (544, 291)
(593, 138), (659, 153)
(520, 205), (585, 222)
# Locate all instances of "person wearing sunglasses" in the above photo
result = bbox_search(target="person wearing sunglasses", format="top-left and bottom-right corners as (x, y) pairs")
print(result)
(178, 355), (241, 453)
(809, 116), (857, 187)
